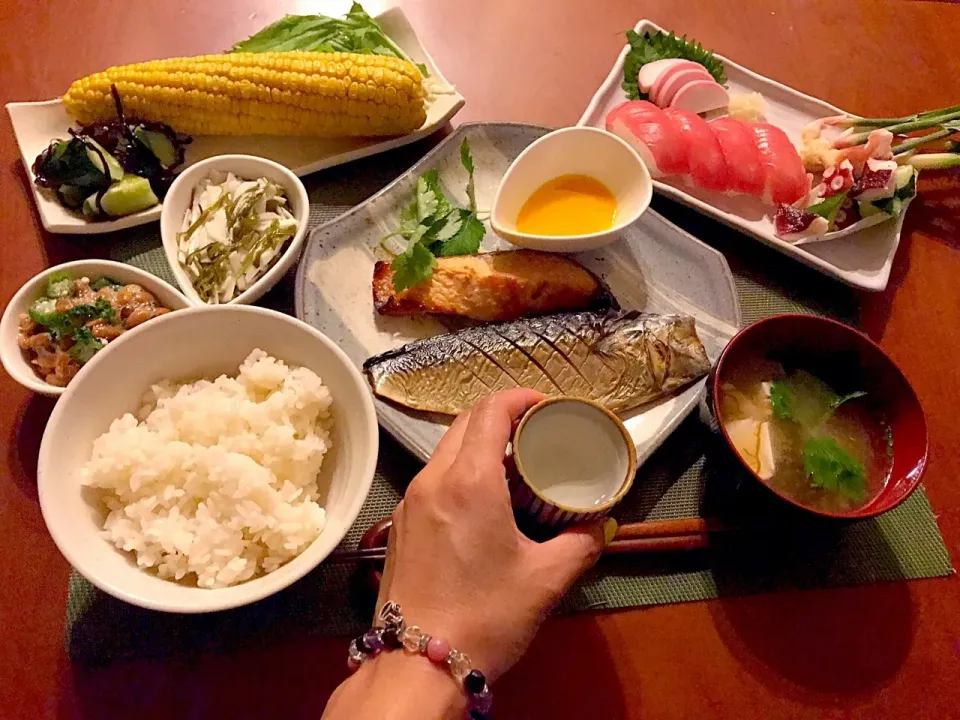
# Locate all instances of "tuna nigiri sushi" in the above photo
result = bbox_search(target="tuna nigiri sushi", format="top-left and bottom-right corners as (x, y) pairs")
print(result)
(606, 101), (689, 178)
(748, 123), (809, 205)
(709, 117), (765, 197)
(663, 108), (730, 192)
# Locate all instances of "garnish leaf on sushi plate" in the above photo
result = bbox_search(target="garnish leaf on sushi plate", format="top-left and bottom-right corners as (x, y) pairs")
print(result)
(622, 29), (727, 100)
(806, 192), (848, 223)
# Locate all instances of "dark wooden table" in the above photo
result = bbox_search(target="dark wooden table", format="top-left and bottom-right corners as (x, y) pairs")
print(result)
(2, 1), (959, 717)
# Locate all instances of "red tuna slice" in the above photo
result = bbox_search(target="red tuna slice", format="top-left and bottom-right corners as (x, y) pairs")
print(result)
(606, 101), (689, 178)
(650, 64), (713, 107)
(747, 123), (809, 204)
(709, 116), (765, 197)
(669, 80), (730, 114)
(663, 108), (730, 192)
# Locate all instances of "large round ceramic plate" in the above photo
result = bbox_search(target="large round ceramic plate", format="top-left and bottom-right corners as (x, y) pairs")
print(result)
(296, 122), (742, 465)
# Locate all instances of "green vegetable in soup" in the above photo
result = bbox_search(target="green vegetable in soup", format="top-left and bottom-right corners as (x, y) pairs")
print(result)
(769, 370), (848, 428)
(765, 370), (871, 502)
(803, 436), (867, 502)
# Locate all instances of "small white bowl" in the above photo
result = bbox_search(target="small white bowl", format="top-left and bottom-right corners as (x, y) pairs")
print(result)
(38, 305), (378, 613)
(160, 154), (310, 306)
(0, 260), (190, 397)
(490, 127), (652, 252)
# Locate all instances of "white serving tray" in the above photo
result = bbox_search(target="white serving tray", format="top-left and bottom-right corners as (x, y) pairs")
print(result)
(296, 122), (741, 465)
(6, 7), (464, 235)
(578, 18), (906, 292)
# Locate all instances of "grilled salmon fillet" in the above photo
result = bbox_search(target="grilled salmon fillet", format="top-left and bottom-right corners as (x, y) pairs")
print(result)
(372, 250), (611, 322)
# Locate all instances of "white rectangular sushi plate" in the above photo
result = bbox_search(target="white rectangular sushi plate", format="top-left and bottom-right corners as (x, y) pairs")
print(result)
(5, 7), (464, 236)
(578, 18), (906, 292)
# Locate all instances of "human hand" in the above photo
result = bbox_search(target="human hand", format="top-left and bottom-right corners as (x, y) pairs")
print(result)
(376, 388), (615, 682)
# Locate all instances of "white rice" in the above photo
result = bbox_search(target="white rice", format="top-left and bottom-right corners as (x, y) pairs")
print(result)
(80, 349), (332, 589)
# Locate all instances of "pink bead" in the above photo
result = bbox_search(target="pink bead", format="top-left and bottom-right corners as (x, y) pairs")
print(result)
(426, 637), (450, 663)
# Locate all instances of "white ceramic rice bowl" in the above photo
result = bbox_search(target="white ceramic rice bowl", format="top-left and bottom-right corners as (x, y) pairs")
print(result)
(38, 305), (378, 613)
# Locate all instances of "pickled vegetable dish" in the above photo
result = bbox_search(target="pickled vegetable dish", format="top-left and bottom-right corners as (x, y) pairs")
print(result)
(719, 360), (891, 514)
(177, 172), (298, 303)
(18, 273), (171, 387)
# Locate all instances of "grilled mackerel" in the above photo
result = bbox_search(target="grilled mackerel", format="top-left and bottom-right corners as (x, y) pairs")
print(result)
(363, 310), (712, 415)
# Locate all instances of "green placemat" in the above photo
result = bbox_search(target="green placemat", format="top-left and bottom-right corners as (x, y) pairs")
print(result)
(65, 140), (953, 664)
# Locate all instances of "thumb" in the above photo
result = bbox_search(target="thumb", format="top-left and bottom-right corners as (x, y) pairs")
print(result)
(534, 517), (617, 595)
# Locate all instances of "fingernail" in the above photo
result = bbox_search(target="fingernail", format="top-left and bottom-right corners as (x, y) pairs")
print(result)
(603, 517), (618, 546)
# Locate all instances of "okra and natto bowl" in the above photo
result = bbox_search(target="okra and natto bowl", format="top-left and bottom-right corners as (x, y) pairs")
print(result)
(0, 260), (190, 396)
(159, 154), (310, 307)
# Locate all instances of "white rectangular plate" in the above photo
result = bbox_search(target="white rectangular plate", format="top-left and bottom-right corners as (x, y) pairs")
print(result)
(6, 7), (464, 235)
(296, 122), (742, 465)
(578, 18), (905, 292)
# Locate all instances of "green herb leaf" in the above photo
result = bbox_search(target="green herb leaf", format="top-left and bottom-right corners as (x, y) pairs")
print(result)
(806, 191), (848, 223)
(803, 436), (867, 501)
(434, 210), (485, 257)
(415, 173), (440, 223)
(460, 139), (477, 213)
(228, 2), (427, 75)
(832, 390), (867, 410)
(89, 276), (122, 291)
(622, 29), (726, 100)
(769, 381), (794, 421)
(431, 212), (463, 243)
(66, 298), (115, 324)
(390, 241), (437, 292)
(768, 371), (848, 428)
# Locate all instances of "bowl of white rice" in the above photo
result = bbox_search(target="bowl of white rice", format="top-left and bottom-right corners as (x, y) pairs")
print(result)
(37, 305), (378, 613)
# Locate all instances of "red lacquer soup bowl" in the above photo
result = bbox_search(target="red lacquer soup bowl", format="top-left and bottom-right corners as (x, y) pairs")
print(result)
(712, 314), (927, 519)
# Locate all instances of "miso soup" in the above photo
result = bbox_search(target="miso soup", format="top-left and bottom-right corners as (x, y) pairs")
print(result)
(719, 360), (891, 514)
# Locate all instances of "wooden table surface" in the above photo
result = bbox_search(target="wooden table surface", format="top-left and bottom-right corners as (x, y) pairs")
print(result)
(2, 1), (959, 717)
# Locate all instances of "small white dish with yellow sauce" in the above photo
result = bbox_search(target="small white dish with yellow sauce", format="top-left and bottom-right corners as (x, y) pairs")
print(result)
(490, 126), (652, 252)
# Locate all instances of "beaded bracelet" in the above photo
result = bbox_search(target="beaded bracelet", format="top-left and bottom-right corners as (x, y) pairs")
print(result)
(347, 601), (493, 719)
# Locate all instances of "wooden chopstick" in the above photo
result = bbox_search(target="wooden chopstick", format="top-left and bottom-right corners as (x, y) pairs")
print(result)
(327, 516), (729, 564)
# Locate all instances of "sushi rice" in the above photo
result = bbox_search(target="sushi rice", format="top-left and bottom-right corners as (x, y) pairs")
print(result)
(80, 350), (332, 589)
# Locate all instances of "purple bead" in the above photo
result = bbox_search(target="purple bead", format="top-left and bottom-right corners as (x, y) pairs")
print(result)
(464, 669), (486, 694)
(361, 629), (384, 654)
(469, 686), (493, 715)
(382, 627), (403, 649)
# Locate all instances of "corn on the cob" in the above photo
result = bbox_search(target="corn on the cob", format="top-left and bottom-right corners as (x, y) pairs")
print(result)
(62, 52), (427, 138)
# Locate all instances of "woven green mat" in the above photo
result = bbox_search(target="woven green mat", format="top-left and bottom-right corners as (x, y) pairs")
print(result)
(65, 138), (953, 664)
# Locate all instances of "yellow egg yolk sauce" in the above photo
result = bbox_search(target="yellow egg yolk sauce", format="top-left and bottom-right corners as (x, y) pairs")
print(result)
(516, 175), (617, 236)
